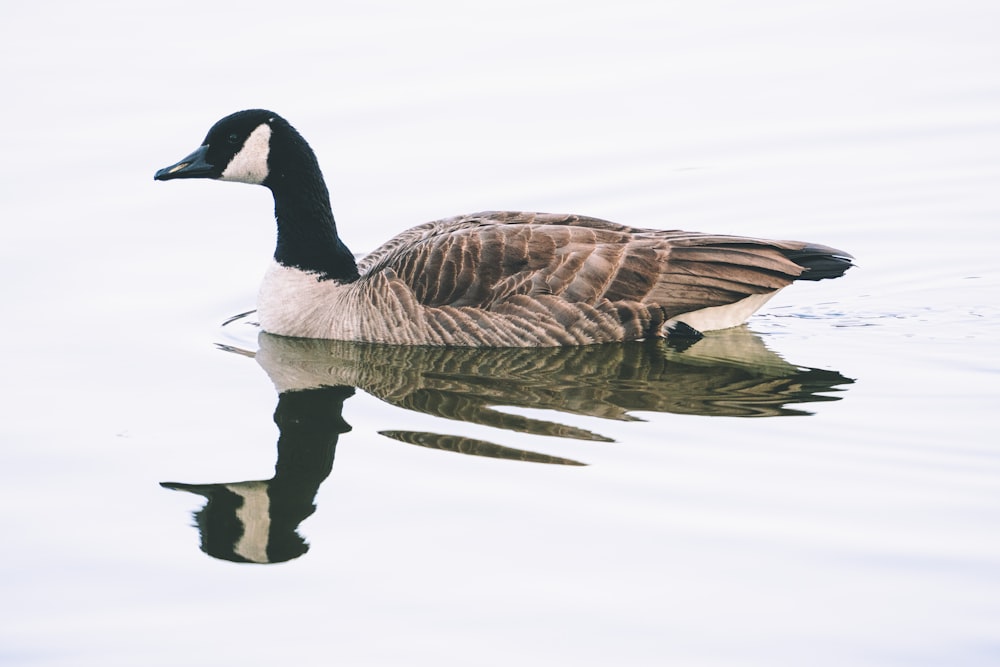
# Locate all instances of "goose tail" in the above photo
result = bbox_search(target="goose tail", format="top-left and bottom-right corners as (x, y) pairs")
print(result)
(783, 243), (854, 281)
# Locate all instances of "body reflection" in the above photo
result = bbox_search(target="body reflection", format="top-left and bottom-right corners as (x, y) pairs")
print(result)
(165, 329), (852, 563)
(256, 329), (852, 427)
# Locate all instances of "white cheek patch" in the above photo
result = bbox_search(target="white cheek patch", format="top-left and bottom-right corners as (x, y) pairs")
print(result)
(230, 481), (272, 564)
(220, 124), (272, 184)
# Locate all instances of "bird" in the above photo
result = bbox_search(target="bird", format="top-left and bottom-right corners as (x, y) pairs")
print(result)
(154, 109), (852, 347)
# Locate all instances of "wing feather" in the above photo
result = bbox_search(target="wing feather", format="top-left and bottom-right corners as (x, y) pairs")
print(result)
(356, 211), (851, 326)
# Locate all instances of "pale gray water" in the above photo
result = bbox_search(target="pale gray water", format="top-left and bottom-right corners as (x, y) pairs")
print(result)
(2, 1), (999, 665)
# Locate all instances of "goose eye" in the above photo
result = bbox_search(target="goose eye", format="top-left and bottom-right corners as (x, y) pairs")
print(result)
(227, 133), (240, 144)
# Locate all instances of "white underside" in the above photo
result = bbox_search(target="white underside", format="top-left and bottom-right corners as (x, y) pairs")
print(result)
(664, 291), (778, 333)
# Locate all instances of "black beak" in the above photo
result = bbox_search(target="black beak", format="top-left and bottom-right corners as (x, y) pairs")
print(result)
(154, 144), (215, 181)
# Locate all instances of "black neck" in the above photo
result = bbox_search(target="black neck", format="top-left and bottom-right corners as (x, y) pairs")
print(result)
(266, 134), (359, 282)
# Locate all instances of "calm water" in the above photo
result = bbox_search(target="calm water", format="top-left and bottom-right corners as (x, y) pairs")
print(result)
(2, 1), (1000, 665)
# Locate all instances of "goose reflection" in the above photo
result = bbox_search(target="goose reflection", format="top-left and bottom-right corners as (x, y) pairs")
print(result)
(164, 328), (852, 563)
(162, 386), (352, 563)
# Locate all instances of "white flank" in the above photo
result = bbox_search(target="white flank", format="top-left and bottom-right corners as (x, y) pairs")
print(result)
(230, 481), (272, 564)
(220, 124), (272, 184)
(664, 291), (778, 333)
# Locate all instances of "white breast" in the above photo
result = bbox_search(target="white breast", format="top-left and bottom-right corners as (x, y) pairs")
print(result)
(257, 260), (365, 339)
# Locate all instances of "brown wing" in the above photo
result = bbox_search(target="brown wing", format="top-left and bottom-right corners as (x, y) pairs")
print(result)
(359, 211), (850, 318)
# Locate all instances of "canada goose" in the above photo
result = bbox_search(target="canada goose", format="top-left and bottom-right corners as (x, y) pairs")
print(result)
(155, 110), (853, 346)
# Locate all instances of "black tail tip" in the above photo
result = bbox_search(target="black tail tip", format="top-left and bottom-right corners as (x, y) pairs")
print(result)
(787, 245), (855, 281)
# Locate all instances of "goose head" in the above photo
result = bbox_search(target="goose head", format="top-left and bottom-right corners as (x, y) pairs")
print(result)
(154, 109), (300, 186)
(155, 110), (359, 281)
